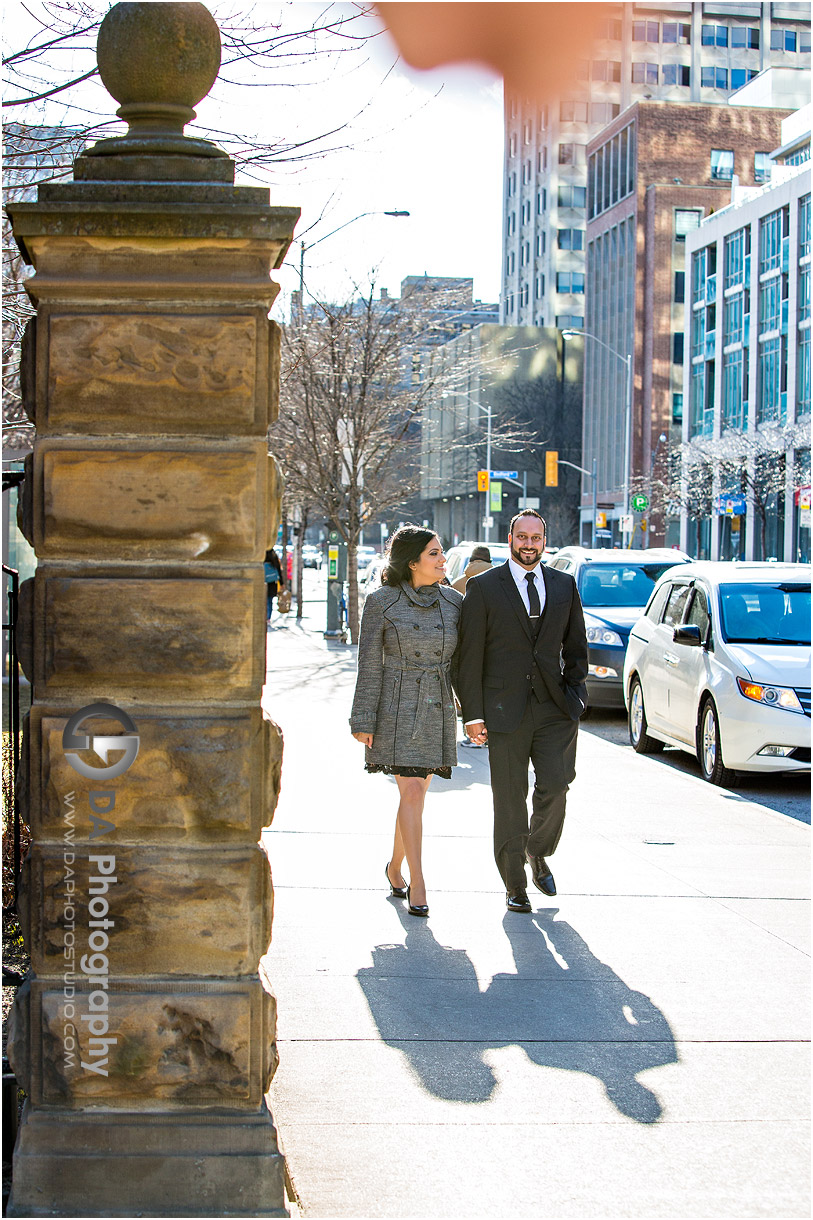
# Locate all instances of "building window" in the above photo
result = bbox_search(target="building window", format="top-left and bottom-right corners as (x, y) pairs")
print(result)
(672, 393), (683, 423)
(674, 271), (685, 303)
(701, 24), (728, 47)
(590, 102), (620, 123)
(559, 142), (584, 165)
(673, 332), (684, 364)
(710, 149), (735, 180)
(663, 64), (690, 86)
(662, 22), (690, 44)
(759, 208), (784, 275)
(523, 120), (533, 144)
(798, 264), (810, 325)
(632, 62), (659, 84)
(556, 314), (584, 329)
(558, 228), (583, 250)
(754, 153), (772, 184)
(509, 133), (517, 157)
(675, 209), (701, 242)
(722, 349), (747, 431)
(802, 31), (811, 53)
(560, 99), (588, 122)
(724, 228), (749, 289)
(800, 194), (811, 259)
(632, 20), (659, 42)
(556, 272), (585, 294)
(592, 59), (621, 82)
(535, 274), (545, 299)
(576, 60), (591, 81)
(597, 17), (622, 40)
(702, 67), (728, 90)
(558, 185), (587, 209)
(731, 68), (758, 90)
(538, 147), (547, 172)
(731, 26), (759, 49)
(536, 232), (545, 256)
(798, 329), (811, 414)
(758, 336), (784, 423)
(537, 188), (546, 214)
(724, 292), (745, 347)
(771, 29), (797, 52)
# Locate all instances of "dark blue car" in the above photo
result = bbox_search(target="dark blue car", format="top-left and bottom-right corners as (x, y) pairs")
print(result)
(547, 547), (692, 708)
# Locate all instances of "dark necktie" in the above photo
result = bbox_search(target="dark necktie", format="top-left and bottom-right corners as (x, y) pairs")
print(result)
(525, 571), (541, 619)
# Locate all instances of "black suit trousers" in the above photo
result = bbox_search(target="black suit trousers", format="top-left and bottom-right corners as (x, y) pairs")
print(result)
(487, 691), (578, 891)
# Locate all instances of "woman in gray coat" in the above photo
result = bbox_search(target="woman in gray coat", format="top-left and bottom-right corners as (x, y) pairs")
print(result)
(350, 526), (462, 917)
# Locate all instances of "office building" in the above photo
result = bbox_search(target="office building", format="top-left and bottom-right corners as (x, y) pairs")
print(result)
(583, 98), (788, 547)
(502, 2), (810, 330)
(682, 105), (810, 562)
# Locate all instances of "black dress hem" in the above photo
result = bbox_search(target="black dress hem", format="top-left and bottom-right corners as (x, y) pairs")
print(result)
(365, 763), (452, 780)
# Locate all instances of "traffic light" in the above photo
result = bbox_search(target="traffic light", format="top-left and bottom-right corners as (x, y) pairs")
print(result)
(545, 451), (558, 487)
(477, 470), (490, 492)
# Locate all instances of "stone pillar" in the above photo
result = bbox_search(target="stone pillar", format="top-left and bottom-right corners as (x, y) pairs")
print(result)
(6, 4), (298, 1215)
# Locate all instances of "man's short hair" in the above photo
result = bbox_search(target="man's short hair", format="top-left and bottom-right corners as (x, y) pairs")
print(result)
(509, 509), (547, 537)
(470, 546), (491, 562)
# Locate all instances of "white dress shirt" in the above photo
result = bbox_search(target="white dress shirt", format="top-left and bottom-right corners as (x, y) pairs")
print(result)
(507, 556), (546, 616)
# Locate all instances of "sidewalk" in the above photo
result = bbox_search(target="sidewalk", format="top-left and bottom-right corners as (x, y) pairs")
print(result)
(261, 596), (810, 1219)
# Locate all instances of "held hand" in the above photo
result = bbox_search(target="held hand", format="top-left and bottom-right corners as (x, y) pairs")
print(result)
(467, 721), (487, 744)
(352, 731), (374, 747)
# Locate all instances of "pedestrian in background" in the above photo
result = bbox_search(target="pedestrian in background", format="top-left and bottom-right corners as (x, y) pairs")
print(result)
(264, 548), (282, 621)
(457, 511), (588, 913)
(350, 526), (462, 917)
(452, 544), (492, 593)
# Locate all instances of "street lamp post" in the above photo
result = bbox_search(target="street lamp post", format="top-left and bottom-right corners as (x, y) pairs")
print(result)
(562, 327), (633, 544)
(298, 209), (410, 316)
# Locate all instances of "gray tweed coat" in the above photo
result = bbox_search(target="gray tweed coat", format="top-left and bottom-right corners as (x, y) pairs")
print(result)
(350, 581), (463, 770)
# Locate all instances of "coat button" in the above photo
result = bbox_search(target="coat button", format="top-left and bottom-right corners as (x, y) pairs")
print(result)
(415, 651), (421, 656)
(414, 624), (420, 630)
(526, 674), (531, 680)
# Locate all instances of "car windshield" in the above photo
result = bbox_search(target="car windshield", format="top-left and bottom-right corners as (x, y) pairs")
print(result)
(719, 583), (811, 644)
(579, 563), (679, 608)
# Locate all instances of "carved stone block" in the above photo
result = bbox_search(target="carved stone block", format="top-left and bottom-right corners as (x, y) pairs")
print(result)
(25, 570), (265, 701)
(33, 440), (270, 561)
(10, 972), (278, 1108)
(39, 310), (275, 435)
(23, 842), (273, 978)
(27, 707), (283, 843)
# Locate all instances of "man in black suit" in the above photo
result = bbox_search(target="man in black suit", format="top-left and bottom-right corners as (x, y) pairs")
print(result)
(457, 511), (588, 912)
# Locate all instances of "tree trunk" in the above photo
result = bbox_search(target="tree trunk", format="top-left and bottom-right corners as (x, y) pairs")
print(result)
(347, 536), (360, 644)
(295, 505), (308, 620)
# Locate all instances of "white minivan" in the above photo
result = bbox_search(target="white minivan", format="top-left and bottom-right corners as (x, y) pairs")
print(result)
(623, 562), (811, 785)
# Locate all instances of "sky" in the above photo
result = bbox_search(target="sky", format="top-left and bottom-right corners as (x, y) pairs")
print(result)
(3, 0), (506, 314)
(202, 2), (506, 312)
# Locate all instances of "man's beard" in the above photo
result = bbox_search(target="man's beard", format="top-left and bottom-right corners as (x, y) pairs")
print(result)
(510, 542), (542, 568)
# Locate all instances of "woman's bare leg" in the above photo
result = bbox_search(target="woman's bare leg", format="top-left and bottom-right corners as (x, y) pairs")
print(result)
(394, 775), (433, 906)
(388, 818), (407, 890)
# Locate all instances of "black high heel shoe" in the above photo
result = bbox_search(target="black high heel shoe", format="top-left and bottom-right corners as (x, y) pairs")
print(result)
(406, 885), (429, 918)
(385, 862), (408, 899)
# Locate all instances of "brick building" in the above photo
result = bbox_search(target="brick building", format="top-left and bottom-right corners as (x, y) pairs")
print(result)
(583, 99), (789, 546)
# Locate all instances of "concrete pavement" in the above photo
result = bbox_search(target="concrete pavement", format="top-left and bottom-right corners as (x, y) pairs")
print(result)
(260, 590), (810, 1219)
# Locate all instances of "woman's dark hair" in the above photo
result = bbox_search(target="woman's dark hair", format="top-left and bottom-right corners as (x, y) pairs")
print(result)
(381, 525), (437, 586)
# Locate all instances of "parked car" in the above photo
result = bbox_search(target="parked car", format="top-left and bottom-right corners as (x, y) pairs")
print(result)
(356, 545), (378, 572)
(444, 541), (512, 586)
(547, 547), (692, 708)
(302, 544), (323, 570)
(623, 562), (811, 785)
(360, 555), (386, 599)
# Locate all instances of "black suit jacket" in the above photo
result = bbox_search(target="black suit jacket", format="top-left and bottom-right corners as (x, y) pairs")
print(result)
(457, 562), (588, 733)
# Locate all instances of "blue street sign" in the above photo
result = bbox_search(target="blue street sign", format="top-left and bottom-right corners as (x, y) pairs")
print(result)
(491, 470), (518, 479)
(714, 494), (747, 516)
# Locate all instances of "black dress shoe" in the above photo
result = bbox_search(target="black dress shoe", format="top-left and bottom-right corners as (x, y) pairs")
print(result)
(526, 853), (556, 896)
(506, 890), (532, 913)
(385, 861), (408, 899)
(406, 885), (429, 917)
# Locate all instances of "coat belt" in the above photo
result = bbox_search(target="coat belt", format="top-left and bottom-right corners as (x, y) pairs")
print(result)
(383, 655), (452, 740)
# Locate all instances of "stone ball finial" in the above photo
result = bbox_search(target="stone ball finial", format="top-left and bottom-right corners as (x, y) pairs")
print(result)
(87, 1), (228, 162)
(97, 2), (221, 113)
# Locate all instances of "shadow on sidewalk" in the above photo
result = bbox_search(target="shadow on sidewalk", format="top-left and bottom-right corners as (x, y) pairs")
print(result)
(356, 905), (676, 1124)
